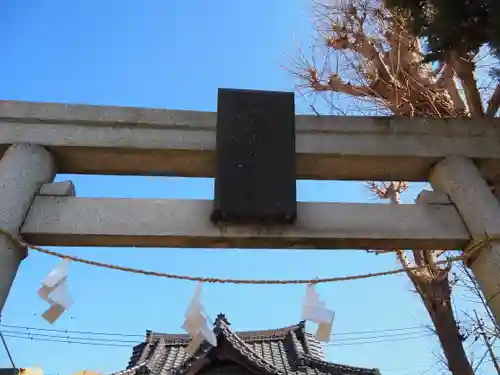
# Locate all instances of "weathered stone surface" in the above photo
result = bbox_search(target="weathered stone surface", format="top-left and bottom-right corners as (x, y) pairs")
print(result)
(0, 144), (55, 313)
(1, 100), (500, 181)
(431, 156), (500, 327)
(38, 180), (76, 197)
(21, 197), (470, 250)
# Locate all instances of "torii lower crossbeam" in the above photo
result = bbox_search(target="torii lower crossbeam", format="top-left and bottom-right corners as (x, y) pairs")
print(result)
(20, 196), (469, 250)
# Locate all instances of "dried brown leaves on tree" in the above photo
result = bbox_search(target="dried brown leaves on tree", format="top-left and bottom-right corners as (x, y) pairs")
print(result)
(293, 1), (500, 375)
(295, 0), (500, 118)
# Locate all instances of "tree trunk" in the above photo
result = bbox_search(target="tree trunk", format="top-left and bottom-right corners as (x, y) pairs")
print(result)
(410, 273), (474, 375)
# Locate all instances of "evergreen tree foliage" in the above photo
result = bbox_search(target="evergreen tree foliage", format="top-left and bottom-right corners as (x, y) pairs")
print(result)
(385, 0), (500, 78)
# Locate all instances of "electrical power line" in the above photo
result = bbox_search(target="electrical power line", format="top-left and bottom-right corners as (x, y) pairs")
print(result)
(325, 333), (433, 346)
(0, 325), (442, 375)
(0, 322), (427, 338)
(0, 333), (444, 375)
(0, 325), (434, 349)
(0, 329), (139, 344)
(1, 323), (143, 338)
(327, 332), (432, 345)
(6, 330), (456, 375)
(335, 326), (427, 336)
(1, 333), (132, 348)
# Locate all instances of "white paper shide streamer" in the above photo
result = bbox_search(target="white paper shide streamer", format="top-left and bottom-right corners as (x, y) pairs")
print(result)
(38, 259), (73, 324)
(301, 284), (335, 342)
(181, 283), (217, 356)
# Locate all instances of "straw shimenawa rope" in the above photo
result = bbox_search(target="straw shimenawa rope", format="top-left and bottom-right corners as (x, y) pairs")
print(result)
(0, 228), (495, 285)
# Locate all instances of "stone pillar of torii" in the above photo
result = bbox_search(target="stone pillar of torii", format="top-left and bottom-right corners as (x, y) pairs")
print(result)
(431, 156), (500, 323)
(0, 144), (56, 313)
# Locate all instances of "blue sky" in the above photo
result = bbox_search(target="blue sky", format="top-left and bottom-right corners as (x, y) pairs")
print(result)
(0, 1), (491, 375)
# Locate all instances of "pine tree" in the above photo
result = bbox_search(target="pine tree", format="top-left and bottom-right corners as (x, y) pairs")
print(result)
(385, 0), (500, 80)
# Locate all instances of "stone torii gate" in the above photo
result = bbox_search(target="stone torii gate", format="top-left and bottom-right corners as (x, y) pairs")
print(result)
(0, 89), (500, 324)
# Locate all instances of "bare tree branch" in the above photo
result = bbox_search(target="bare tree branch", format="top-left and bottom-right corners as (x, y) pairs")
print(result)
(313, 72), (377, 96)
(437, 64), (468, 114)
(449, 53), (485, 117)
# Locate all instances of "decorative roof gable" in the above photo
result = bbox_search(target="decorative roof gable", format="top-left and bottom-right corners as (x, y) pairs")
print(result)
(177, 314), (281, 375)
(111, 314), (380, 375)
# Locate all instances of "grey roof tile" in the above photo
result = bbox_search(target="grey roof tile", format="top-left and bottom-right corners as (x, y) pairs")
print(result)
(112, 314), (379, 375)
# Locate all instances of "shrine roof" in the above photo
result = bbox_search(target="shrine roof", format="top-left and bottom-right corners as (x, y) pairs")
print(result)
(110, 314), (379, 375)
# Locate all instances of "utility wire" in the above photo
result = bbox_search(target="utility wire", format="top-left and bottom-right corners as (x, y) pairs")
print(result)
(1, 328), (434, 348)
(324, 333), (433, 346)
(334, 326), (427, 336)
(0, 328), (441, 375)
(1, 333), (132, 348)
(0, 322), (427, 339)
(1, 324), (428, 342)
(0, 329), (139, 344)
(0, 333), (445, 375)
(328, 331), (429, 342)
(1, 323), (144, 338)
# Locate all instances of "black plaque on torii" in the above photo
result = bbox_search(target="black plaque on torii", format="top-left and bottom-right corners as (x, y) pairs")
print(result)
(211, 88), (297, 225)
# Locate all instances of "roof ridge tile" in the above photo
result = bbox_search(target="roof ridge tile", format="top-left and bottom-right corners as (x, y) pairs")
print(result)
(217, 320), (282, 375)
